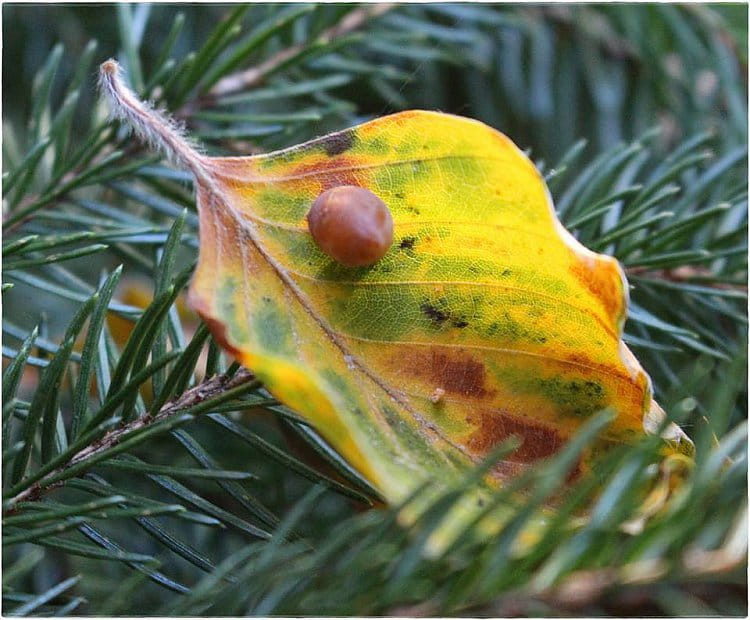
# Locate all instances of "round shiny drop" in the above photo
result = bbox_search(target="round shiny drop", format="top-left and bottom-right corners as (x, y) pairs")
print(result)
(307, 185), (394, 267)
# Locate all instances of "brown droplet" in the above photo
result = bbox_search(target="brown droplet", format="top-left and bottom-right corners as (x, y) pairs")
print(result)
(307, 185), (393, 267)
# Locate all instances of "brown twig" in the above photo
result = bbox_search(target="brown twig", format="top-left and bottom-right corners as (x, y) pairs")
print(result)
(3, 368), (257, 513)
(186, 3), (395, 112)
(537, 4), (640, 61)
(626, 265), (747, 292)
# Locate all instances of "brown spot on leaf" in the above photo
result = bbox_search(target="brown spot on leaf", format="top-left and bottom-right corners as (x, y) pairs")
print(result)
(420, 301), (470, 329)
(466, 412), (583, 482)
(399, 236), (416, 250)
(566, 460), (583, 483)
(405, 350), (490, 398)
(188, 291), (243, 361)
(420, 302), (449, 324)
(466, 411), (564, 461)
(318, 131), (355, 156)
(437, 354), (487, 396)
(288, 155), (364, 190)
(567, 352), (589, 364)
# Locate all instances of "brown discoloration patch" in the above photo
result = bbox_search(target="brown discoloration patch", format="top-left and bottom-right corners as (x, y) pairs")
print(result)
(565, 460), (583, 483)
(564, 352), (608, 378)
(466, 411), (565, 461)
(420, 302), (449, 324)
(187, 291), (243, 361)
(399, 236), (416, 250)
(287, 155), (365, 190)
(467, 410), (584, 482)
(420, 301), (470, 329)
(434, 353), (487, 397)
(382, 109), (421, 127)
(318, 131), (355, 157)
(567, 352), (592, 365)
(404, 349), (490, 398)
(487, 456), (582, 484)
(569, 254), (624, 324)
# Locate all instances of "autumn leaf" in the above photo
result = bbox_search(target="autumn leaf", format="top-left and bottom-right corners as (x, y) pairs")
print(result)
(99, 60), (692, 520)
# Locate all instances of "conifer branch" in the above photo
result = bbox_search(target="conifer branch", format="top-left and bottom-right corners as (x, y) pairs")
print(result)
(3, 369), (257, 513)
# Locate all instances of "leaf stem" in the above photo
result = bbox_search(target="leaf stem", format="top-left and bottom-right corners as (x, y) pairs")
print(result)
(98, 59), (212, 187)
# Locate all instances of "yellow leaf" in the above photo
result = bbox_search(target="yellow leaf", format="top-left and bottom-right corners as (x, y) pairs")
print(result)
(100, 61), (692, 527)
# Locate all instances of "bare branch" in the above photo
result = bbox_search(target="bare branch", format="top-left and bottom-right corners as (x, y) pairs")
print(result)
(627, 265), (748, 292)
(201, 4), (395, 102)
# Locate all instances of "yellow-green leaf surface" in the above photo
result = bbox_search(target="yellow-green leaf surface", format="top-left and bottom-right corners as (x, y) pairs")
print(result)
(185, 110), (691, 512)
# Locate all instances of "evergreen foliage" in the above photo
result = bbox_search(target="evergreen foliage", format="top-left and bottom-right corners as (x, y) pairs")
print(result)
(2, 4), (747, 615)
